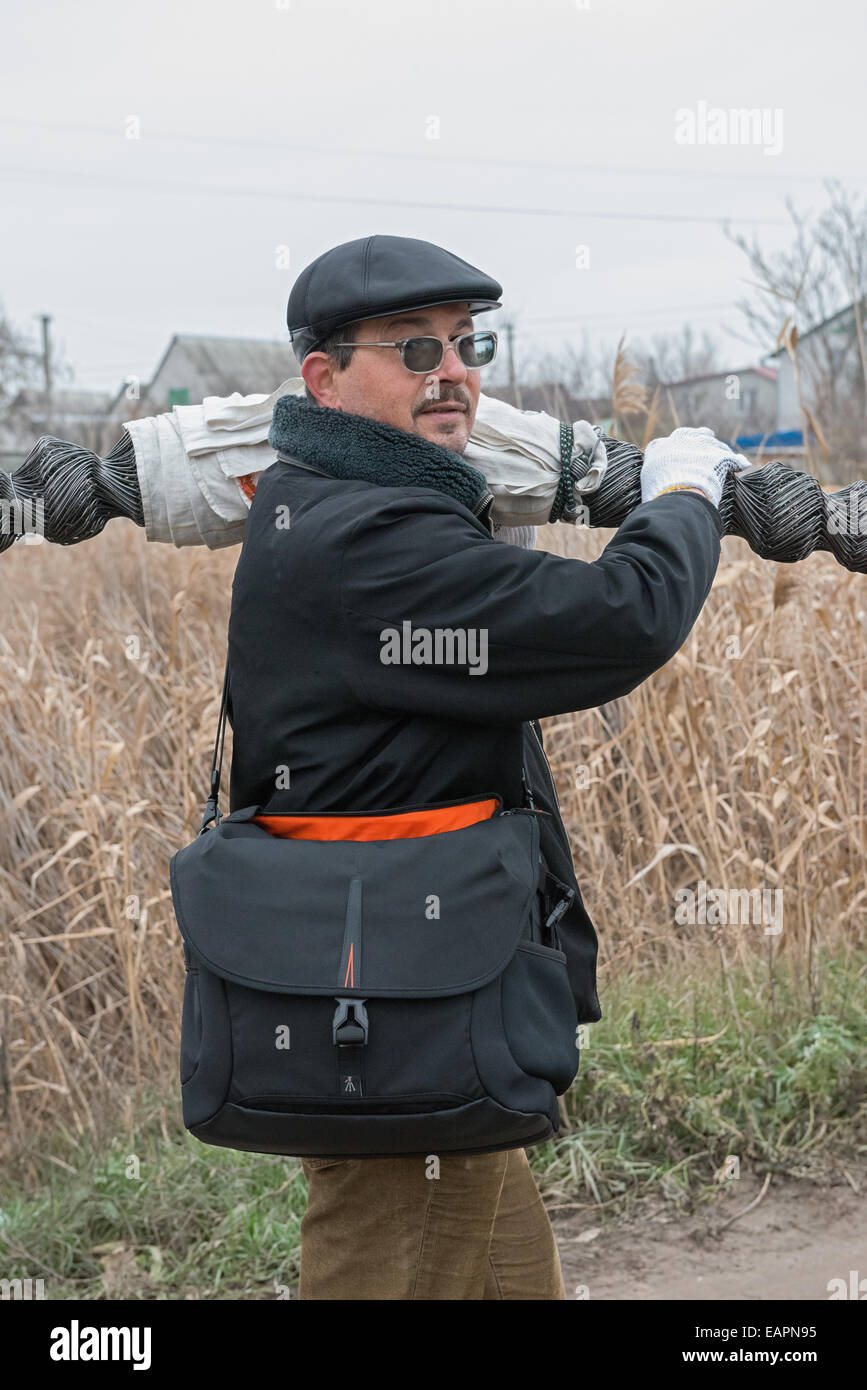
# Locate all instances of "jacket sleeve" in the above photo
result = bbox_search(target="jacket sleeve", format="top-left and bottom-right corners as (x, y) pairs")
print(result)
(339, 490), (723, 723)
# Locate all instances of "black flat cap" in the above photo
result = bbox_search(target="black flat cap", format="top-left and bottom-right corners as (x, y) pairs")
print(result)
(287, 234), (502, 362)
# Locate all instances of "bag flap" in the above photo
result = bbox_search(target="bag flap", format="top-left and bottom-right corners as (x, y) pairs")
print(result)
(169, 811), (541, 997)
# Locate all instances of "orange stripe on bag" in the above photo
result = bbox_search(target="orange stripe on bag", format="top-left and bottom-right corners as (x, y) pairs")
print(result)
(252, 798), (499, 842)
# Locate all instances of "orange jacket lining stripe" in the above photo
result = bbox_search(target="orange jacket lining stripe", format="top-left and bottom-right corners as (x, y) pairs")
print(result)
(252, 798), (499, 842)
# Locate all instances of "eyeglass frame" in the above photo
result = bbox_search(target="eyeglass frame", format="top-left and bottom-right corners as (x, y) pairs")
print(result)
(325, 329), (499, 374)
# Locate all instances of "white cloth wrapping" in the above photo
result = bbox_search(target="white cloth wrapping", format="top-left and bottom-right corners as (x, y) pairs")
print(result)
(124, 379), (606, 550)
(127, 411), (247, 550)
(467, 394), (607, 527)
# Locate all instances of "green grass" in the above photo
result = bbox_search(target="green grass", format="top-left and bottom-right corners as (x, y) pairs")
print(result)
(2, 951), (865, 1299)
(536, 950), (867, 1210)
(0, 1116), (307, 1300)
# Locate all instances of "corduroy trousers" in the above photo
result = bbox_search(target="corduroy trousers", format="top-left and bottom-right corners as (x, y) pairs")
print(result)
(298, 1146), (565, 1300)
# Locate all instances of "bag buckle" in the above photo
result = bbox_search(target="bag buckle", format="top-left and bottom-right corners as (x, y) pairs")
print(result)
(332, 998), (368, 1098)
(332, 998), (369, 1047)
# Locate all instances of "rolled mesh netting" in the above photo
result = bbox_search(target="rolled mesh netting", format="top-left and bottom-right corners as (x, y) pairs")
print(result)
(572, 433), (867, 573)
(2, 430), (866, 572)
(0, 431), (143, 552)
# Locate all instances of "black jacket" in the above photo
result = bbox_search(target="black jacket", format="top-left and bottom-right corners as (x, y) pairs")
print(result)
(226, 441), (722, 1023)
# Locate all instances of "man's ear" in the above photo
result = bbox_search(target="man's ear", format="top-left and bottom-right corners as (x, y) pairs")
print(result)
(301, 352), (339, 407)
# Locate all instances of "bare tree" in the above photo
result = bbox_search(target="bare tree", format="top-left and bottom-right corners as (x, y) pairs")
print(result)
(815, 182), (867, 419)
(0, 304), (90, 462)
(628, 325), (727, 437)
(634, 323), (721, 391)
(725, 187), (867, 474)
(0, 301), (43, 414)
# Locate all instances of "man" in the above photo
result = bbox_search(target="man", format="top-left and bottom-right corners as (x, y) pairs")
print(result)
(226, 233), (741, 1300)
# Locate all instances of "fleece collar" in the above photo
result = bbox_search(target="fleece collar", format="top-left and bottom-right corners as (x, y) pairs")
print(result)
(268, 393), (493, 521)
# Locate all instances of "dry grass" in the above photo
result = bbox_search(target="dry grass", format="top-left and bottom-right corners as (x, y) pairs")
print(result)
(537, 519), (866, 1007)
(0, 523), (235, 1170)
(0, 515), (865, 1170)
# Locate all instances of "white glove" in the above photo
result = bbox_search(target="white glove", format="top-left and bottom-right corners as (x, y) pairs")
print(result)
(641, 427), (752, 509)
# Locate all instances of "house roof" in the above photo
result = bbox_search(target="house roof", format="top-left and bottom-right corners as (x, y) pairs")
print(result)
(108, 333), (300, 414)
(0, 387), (116, 454)
(765, 298), (865, 358)
(11, 387), (115, 418)
(483, 382), (611, 418)
(663, 365), (777, 389)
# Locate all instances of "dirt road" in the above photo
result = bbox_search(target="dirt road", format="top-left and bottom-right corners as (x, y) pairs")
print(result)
(553, 1160), (867, 1301)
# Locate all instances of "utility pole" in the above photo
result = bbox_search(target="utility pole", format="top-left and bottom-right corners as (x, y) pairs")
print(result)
(504, 320), (522, 410)
(39, 314), (53, 434)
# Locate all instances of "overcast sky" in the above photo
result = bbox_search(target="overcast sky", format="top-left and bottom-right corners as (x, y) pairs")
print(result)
(2, 0), (865, 395)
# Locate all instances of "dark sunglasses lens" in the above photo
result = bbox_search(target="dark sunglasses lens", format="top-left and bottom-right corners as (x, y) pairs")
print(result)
(402, 337), (443, 372)
(459, 332), (497, 367)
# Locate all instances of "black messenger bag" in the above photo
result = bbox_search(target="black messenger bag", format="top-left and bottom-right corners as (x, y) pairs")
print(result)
(169, 659), (581, 1159)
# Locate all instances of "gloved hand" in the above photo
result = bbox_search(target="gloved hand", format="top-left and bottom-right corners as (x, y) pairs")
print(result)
(640, 426), (752, 508)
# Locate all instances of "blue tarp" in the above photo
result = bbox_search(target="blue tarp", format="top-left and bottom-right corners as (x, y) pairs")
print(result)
(724, 429), (805, 450)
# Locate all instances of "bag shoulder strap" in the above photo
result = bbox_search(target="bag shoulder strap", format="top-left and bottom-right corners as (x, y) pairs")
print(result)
(197, 650), (538, 836)
(200, 649), (230, 835)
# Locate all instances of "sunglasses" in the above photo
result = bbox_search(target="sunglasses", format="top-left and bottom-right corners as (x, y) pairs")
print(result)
(328, 330), (498, 374)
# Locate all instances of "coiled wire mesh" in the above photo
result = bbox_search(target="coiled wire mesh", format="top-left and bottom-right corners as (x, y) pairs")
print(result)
(579, 434), (867, 573)
(0, 431), (142, 552)
(2, 430), (866, 573)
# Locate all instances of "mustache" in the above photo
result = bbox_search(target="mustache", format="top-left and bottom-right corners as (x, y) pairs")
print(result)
(415, 390), (471, 414)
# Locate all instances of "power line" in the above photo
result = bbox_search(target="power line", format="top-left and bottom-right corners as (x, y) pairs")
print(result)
(69, 317), (743, 379)
(65, 306), (744, 370)
(522, 314), (739, 337)
(517, 312), (742, 345)
(520, 300), (734, 325)
(0, 163), (788, 226)
(49, 316), (161, 355)
(2, 115), (865, 186)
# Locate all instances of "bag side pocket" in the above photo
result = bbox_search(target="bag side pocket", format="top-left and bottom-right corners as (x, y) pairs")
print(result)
(179, 966), (202, 1086)
(180, 965), (233, 1128)
(501, 943), (580, 1095)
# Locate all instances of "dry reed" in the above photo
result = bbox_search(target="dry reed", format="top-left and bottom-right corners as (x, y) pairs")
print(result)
(0, 513), (864, 1164)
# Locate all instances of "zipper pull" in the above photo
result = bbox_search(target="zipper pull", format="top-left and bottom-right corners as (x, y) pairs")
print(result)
(545, 889), (575, 933)
(543, 888), (575, 948)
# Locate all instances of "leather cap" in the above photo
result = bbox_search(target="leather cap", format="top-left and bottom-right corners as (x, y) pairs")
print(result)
(287, 234), (502, 362)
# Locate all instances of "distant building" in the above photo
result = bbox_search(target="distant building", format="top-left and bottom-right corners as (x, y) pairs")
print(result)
(765, 300), (865, 432)
(483, 381), (612, 424)
(1, 334), (302, 471)
(0, 387), (115, 470)
(662, 366), (778, 438)
(108, 333), (300, 423)
(486, 367), (814, 458)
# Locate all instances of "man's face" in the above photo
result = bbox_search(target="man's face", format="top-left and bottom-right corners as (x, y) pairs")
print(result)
(301, 301), (482, 454)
